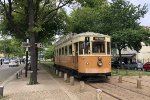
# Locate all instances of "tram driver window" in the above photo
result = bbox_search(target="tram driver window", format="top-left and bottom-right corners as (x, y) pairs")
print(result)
(92, 42), (105, 53)
(85, 42), (90, 54)
(79, 42), (84, 54)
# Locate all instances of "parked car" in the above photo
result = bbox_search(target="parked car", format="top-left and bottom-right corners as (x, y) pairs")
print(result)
(124, 62), (143, 70)
(3, 59), (10, 64)
(143, 62), (150, 71)
(9, 60), (19, 67)
(111, 61), (125, 68)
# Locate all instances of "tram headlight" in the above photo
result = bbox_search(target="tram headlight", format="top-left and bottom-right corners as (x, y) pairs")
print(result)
(97, 61), (103, 66)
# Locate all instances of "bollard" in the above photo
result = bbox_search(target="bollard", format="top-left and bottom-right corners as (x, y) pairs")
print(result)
(116, 69), (119, 74)
(20, 70), (22, 75)
(64, 73), (67, 82)
(118, 75), (122, 83)
(18, 72), (21, 77)
(56, 70), (58, 75)
(16, 73), (19, 79)
(79, 81), (85, 92)
(126, 70), (128, 75)
(139, 72), (142, 78)
(96, 89), (102, 100)
(0, 86), (4, 97)
(70, 76), (74, 86)
(137, 79), (142, 89)
(59, 71), (62, 77)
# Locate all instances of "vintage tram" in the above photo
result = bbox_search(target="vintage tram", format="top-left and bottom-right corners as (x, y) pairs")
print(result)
(54, 32), (111, 79)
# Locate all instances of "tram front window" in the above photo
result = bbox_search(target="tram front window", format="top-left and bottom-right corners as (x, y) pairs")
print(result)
(79, 41), (90, 55)
(92, 42), (105, 53)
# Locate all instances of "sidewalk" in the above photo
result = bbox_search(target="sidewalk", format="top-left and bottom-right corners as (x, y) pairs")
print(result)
(1, 65), (80, 100)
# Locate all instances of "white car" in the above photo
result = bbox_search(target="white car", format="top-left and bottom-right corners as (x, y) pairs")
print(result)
(9, 60), (19, 67)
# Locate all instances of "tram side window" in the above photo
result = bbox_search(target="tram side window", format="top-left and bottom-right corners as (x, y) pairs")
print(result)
(107, 42), (110, 54)
(69, 45), (72, 55)
(57, 49), (59, 56)
(65, 46), (68, 55)
(92, 42), (105, 53)
(59, 49), (61, 55)
(55, 50), (57, 56)
(85, 42), (90, 54)
(79, 42), (84, 54)
(62, 47), (64, 55)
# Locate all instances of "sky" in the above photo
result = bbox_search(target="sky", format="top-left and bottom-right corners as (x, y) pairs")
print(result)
(130, 0), (150, 26)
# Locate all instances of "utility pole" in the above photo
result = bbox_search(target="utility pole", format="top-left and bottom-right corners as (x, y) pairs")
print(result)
(25, 39), (29, 77)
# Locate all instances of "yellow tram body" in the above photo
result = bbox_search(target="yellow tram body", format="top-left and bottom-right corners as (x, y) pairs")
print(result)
(54, 32), (111, 78)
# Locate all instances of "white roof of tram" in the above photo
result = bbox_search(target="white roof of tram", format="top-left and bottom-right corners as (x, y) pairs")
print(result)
(54, 32), (110, 46)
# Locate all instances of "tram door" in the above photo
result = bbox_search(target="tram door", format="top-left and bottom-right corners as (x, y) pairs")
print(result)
(74, 43), (78, 69)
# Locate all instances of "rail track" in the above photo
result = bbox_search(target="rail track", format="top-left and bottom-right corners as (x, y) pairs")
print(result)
(111, 76), (150, 88)
(87, 83), (123, 100)
(86, 78), (150, 100)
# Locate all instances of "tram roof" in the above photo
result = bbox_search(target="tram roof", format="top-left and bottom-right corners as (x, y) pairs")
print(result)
(54, 32), (110, 46)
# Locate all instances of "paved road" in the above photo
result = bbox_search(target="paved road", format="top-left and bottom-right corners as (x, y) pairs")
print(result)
(0, 64), (25, 85)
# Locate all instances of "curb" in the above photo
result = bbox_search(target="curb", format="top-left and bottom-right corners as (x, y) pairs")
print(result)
(0, 65), (24, 86)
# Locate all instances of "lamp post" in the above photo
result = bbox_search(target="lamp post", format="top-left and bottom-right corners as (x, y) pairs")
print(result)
(25, 39), (29, 77)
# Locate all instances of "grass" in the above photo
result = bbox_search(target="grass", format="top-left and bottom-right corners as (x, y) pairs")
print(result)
(40, 61), (150, 76)
(112, 68), (150, 76)
(40, 61), (59, 78)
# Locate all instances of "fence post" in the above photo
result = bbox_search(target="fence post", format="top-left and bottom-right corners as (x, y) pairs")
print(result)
(96, 89), (102, 100)
(139, 72), (142, 78)
(59, 71), (62, 77)
(64, 73), (67, 82)
(16, 73), (19, 79)
(0, 86), (4, 97)
(126, 70), (128, 75)
(80, 81), (85, 92)
(118, 75), (122, 83)
(55, 70), (58, 75)
(137, 79), (142, 89)
(70, 76), (74, 86)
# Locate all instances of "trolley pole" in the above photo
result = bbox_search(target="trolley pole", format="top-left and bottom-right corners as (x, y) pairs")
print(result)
(25, 39), (29, 77)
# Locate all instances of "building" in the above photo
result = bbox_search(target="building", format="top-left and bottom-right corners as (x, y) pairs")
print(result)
(112, 43), (150, 64)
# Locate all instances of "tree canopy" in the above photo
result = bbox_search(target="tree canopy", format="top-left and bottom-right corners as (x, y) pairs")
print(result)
(67, 0), (149, 66)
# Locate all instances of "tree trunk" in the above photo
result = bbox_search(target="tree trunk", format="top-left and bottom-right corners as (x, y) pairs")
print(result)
(118, 49), (123, 69)
(30, 32), (38, 84)
(28, 0), (38, 84)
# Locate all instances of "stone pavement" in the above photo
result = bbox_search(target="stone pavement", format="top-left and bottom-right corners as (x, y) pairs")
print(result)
(0, 64), (114, 100)
(1, 65), (80, 100)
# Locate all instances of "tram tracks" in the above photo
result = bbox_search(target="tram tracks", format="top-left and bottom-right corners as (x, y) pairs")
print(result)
(87, 83), (123, 100)
(86, 80), (150, 100)
(111, 77), (150, 88)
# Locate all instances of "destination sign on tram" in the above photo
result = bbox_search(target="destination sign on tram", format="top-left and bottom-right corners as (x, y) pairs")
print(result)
(93, 37), (105, 41)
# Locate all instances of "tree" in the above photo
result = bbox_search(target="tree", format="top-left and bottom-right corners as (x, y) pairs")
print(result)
(43, 45), (54, 60)
(0, 0), (74, 84)
(107, 0), (148, 67)
(67, 0), (108, 34)
(68, 0), (148, 67)
(0, 38), (24, 58)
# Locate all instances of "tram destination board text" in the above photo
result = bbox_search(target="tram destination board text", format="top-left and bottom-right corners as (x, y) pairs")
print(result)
(93, 37), (105, 41)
